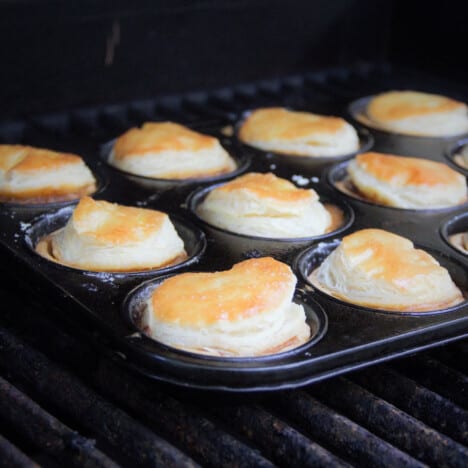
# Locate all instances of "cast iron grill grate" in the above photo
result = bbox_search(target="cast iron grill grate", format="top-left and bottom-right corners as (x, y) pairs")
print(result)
(0, 63), (467, 467)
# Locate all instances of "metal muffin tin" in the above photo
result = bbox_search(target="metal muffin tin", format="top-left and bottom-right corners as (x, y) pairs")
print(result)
(0, 101), (467, 392)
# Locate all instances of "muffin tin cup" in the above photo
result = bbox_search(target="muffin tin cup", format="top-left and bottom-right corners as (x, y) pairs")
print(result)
(24, 205), (207, 279)
(445, 137), (468, 176)
(294, 239), (468, 317)
(348, 95), (468, 160)
(327, 159), (468, 217)
(440, 212), (468, 257)
(122, 273), (328, 363)
(186, 182), (355, 263)
(0, 164), (109, 213)
(100, 138), (251, 192)
(234, 110), (374, 176)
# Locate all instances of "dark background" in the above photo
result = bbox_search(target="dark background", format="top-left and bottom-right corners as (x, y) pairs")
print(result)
(0, 0), (466, 120)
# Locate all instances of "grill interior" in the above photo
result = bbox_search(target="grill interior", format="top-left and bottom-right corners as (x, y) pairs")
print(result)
(0, 63), (467, 467)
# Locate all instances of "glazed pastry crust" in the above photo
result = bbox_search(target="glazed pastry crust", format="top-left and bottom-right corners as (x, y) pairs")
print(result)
(367, 91), (468, 137)
(238, 108), (359, 157)
(0, 145), (96, 203)
(197, 172), (331, 237)
(347, 152), (467, 209)
(49, 197), (186, 271)
(145, 257), (310, 356)
(109, 122), (236, 179)
(312, 229), (464, 312)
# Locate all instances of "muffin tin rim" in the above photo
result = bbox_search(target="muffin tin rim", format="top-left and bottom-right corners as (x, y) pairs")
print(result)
(23, 205), (207, 278)
(293, 237), (468, 316)
(121, 272), (328, 364)
(326, 158), (468, 213)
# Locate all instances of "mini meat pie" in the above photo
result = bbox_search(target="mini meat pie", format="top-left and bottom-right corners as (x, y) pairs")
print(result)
(0, 145), (96, 203)
(238, 107), (359, 157)
(197, 172), (331, 237)
(45, 197), (186, 272)
(347, 152), (466, 209)
(310, 229), (464, 312)
(144, 257), (310, 356)
(109, 121), (236, 179)
(366, 91), (468, 137)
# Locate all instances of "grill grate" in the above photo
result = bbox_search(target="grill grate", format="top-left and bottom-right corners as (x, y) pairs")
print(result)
(0, 63), (467, 467)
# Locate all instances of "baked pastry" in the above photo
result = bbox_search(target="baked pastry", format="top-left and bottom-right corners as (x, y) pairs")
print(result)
(366, 91), (468, 137)
(311, 229), (464, 312)
(144, 257), (310, 356)
(46, 197), (186, 271)
(0, 145), (96, 203)
(347, 152), (467, 209)
(238, 107), (359, 156)
(197, 172), (331, 237)
(109, 121), (236, 179)
(454, 145), (468, 169)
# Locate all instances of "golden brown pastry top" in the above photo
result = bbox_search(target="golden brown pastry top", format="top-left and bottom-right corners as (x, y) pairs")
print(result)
(238, 108), (346, 142)
(367, 91), (465, 121)
(354, 152), (462, 187)
(213, 172), (318, 203)
(72, 197), (166, 245)
(0, 145), (86, 173)
(151, 257), (295, 326)
(342, 229), (440, 284)
(113, 122), (217, 159)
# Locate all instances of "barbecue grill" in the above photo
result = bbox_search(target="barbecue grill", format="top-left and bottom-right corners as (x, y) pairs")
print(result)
(1, 1), (467, 466)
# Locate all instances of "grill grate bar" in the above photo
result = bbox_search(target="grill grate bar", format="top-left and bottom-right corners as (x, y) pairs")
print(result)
(351, 366), (468, 446)
(0, 433), (38, 468)
(0, 376), (117, 468)
(268, 390), (426, 468)
(393, 355), (468, 410)
(209, 403), (350, 468)
(309, 377), (468, 467)
(94, 360), (275, 468)
(0, 327), (198, 468)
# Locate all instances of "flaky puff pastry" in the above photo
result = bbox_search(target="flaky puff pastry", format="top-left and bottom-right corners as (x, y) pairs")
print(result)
(197, 172), (331, 237)
(0, 145), (96, 203)
(109, 122), (236, 179)
(144, 257), (310, 356)
(311, 229), (464, 312)
(454, 145), (468, 169)
(347, 152), (466, 209)
(238, 108), (359, 157)
(367, 91), (468, 137)
(50, 197), (186, 271)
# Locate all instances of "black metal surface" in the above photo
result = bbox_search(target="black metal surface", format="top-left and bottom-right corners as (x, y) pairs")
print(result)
(0, 63), (467, 391)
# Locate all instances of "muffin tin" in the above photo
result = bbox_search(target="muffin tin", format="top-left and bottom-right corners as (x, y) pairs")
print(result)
(0, 100), (467, 392)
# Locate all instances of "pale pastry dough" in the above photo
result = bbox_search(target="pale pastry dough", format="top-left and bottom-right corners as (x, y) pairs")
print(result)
(0, 145), (96, 203)
(197, 172), (331, 237)
(311, 229), (464, 312)
(367, 91), (468, 137)
(238, 107), (359, 156)
(50, 197), (186, 271)
(144, 257), (310, 356)
(109, 122), (236, 179)
(347, 152), (466, 209)
(454, 145), (468, 169)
